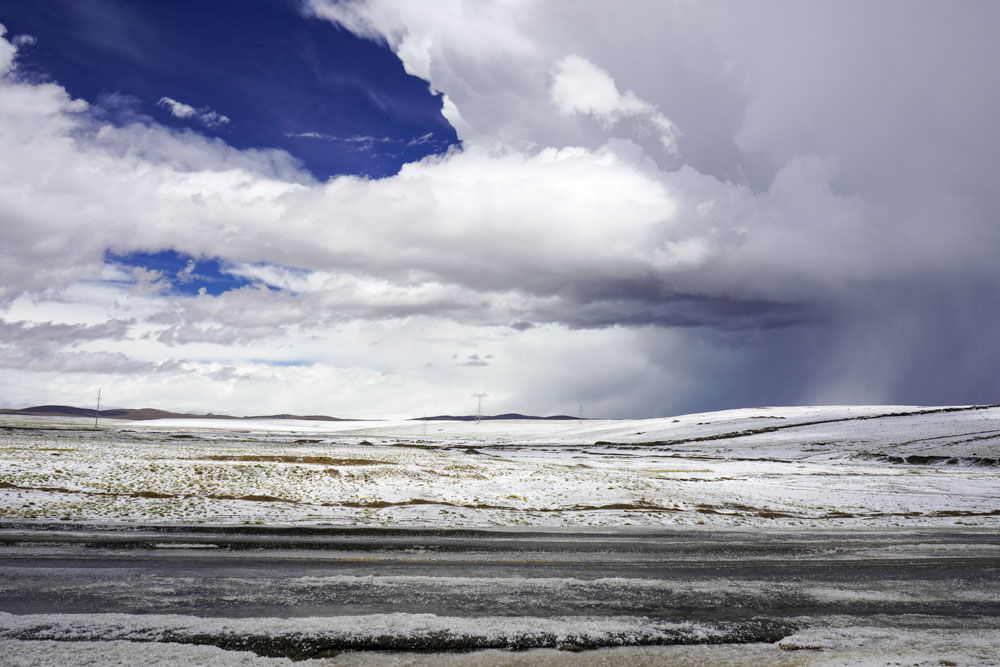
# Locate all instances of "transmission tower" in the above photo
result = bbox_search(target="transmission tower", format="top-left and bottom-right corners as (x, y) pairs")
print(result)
(94, 387), (101, 430)
(471, 392), (488, 423)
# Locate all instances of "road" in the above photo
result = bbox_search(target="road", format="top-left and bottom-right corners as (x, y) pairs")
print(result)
(0, 523), (998, 657)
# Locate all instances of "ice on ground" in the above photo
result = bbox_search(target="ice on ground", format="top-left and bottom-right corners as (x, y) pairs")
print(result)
(1, 404), (998, 528)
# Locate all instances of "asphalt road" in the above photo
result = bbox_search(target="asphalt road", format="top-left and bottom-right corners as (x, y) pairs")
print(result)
(1, 523), (998, 623)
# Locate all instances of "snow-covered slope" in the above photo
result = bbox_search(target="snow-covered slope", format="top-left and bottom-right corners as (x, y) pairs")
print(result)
(141, 403), (1000, 459)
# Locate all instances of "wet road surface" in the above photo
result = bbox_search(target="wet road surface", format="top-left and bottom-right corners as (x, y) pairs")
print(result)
(1, 523), (998, 623)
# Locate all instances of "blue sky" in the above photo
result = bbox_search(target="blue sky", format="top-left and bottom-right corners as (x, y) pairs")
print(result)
(0, 0), (456, 180)
(1, 1), (999, 418)
(1, 0), (457, 299)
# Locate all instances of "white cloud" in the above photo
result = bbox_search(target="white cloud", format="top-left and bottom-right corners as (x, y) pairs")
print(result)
(287, 131), (442, 151)
(408, 132), (433, 146)
(306, 0), (540, 83)
(175, 259), (196, 283)
(550, 54), (648, 120)
(158, 96), (197, 119)
(0, 24), (16, 74)
(550, 54), (679, 154)
(11, 34), (36, 48)
(157, 95), (230, 129)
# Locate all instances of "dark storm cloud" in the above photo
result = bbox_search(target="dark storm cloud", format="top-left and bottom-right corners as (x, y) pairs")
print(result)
(307, 0), (1000, 412)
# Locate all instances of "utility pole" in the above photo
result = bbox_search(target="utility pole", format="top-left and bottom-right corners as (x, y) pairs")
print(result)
(471, 392), (488, 423)
(94, 387), (101, 430)
(579, 403), (583, 420)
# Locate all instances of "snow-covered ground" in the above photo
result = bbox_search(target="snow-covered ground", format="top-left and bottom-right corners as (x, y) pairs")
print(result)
(1, 614), (998, 666)
(1, 404), (998, 528)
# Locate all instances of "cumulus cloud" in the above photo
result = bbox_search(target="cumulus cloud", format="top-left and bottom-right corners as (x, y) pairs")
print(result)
(2, 4), (1000, 416)
(0, 24), (16, 74)
(306, 0), (539, 83)
(157, 95), (230, 129)
(94, 121), (309, 180)
(550, 54), (679, 153)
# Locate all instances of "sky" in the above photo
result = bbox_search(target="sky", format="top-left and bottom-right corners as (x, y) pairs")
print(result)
(0, 0), (999, 419)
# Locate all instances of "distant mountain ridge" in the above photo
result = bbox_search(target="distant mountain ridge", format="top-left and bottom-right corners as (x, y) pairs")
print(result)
(0, 405), (582, 421)
(0, 405), (349, 422)
(0, 405), (199, 420)
(418, 413), (580, 421)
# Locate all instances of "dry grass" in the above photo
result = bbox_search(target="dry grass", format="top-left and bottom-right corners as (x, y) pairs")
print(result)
(199, 454), (393, 466)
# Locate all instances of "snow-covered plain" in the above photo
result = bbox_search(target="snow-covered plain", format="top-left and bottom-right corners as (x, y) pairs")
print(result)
(1, 404), (998, 527)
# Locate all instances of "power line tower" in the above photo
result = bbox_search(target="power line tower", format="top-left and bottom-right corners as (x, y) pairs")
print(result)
(93, 387), (101, 430)
(471, 392), (488, 423)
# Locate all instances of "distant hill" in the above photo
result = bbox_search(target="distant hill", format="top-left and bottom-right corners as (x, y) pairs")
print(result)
(0, 405), (233, 421)
(0, 405), (351, 422)
(0, 405), (581, 422)
(418, 413), (581, 421)
(243, 414), (350, 422)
